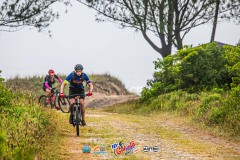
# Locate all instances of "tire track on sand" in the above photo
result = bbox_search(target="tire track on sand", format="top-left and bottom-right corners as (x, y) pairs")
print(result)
(57, 109), (240, 160)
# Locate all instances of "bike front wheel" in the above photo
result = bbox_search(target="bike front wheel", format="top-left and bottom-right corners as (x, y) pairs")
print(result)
(58, 97), (70, 113)
(75, 105), (81, 136)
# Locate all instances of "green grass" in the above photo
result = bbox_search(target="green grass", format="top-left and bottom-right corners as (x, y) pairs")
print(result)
(103, 90), (240, 141)
(89, 109), (240, 160)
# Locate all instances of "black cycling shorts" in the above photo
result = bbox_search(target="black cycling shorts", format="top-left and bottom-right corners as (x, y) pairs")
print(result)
(69, 88), (85, 99)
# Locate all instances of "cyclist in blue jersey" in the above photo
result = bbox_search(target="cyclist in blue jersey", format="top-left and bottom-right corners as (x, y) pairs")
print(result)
(60, 64), (93, 126)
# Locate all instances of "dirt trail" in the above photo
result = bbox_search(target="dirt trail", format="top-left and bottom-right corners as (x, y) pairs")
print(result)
(84, 92), (139, 108)
(57, 107), (240, 160)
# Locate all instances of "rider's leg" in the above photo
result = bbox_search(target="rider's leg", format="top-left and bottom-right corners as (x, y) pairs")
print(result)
(78, 88), (86, 125)
(43, 85), (51, 99)
(80, 99), (85, 121)
(44, 88), (52, 103)
(80, 99), (86, 126)
(45, 88), (51, 97)
(69, 89), (76, 124)
(69, 99), (75, 113)
(69, 99), (75, 123)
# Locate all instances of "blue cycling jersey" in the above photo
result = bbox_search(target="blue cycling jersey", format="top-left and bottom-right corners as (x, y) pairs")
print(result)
(65, 72), (91, 89)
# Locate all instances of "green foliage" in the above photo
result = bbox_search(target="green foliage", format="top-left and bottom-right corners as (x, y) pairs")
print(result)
(224, 45), (240, 88)
(0, 73), (61, 159)
(196, 87), (239, 135)
(112, 90), (201, 116)
(178, 44), (228, 90)
(140, 82), (164, 103)
(141, 42), (238, 100)
(138, 43), (240, 137)
(0, 132), (5, 159)
(0, 84), (13, 106)
(198, 93), (226, 125)
(0, 70), (4, 82)
(223, 85), (240, 134)
(0, 100), (59, 159)
(0, 70), (13, 106)
(0, 72), (13, 106)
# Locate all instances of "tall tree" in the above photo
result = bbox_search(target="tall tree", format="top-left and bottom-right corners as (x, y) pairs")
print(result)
(210, 0), (220, 42)
(210, 0), (240, 42)
(78, 0), (215, 57)
(0, 0), (70, 32)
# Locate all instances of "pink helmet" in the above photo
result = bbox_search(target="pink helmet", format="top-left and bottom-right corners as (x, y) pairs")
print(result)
(48, 69), (54, 74)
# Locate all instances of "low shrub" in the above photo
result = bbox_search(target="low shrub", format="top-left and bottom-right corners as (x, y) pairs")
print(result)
(0, 78), (60, 159)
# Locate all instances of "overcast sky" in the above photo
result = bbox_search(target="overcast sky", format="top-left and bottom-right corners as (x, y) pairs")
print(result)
(0, 1), (240, 94)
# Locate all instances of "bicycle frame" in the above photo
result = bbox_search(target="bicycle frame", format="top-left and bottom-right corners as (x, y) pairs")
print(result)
(38, 87), (60, 109)
(50, 88), (60, 107)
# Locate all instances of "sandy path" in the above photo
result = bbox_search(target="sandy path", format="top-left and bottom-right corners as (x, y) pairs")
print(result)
(57, 109), (240, 160)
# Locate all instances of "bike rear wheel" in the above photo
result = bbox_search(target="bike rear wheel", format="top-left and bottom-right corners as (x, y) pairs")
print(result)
(38, 95), (51, 108)
(58, 97), (70, 113)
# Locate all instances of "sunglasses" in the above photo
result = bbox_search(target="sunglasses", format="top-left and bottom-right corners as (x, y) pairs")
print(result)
(76, 70), (82, 73)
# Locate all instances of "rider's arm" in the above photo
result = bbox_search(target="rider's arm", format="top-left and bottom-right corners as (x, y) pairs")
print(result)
(60, 73), (72, 93)
(44, 82), (51, 90)
(44, 75), (52, 90)
(60, 81), (67, 93)
(55, 75), (63, 84)
(84, 74), (93, 92)
(88, 83), (93, 92)
(58, 77), (63, 84)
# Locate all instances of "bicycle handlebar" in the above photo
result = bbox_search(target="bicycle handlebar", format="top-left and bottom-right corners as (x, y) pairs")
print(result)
(65, 94), (88, 99)
(51, 87), (60, 93)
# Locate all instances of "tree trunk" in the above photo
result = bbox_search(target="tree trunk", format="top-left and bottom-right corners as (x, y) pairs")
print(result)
(210, 0), (220, 42)
(162, 45), (172, 58)
(175, 31), (183, 50)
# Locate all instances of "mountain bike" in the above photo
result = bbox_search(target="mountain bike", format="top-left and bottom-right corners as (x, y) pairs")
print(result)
(38, 87), (70, 113)
(65, 94), (88, 136)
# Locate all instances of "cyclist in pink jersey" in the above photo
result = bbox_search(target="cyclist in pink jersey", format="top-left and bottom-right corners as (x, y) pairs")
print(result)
(42, 69), (63, 110)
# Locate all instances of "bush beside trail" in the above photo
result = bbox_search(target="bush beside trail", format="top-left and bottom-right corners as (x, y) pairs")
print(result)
(137, 43), (240, 138)
(0, 72), (62, 159)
